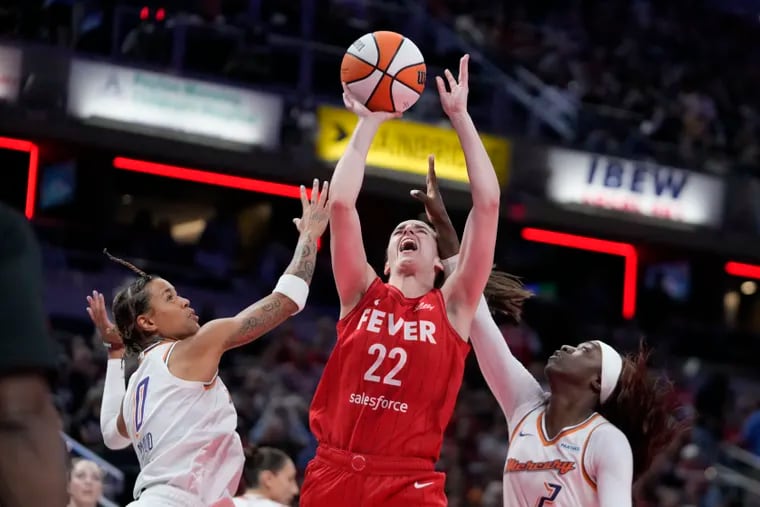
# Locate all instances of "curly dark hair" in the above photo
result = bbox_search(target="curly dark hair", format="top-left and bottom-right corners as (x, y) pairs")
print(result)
(103, 249), (158, 357)
(597, 343), (688, 480)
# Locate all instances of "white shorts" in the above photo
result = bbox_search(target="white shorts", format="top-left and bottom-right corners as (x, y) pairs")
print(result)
(127, 485), (206, 507)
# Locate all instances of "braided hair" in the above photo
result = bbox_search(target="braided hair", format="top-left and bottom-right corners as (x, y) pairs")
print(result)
(483, 269), (533, 324)
(103, 249), (157, 357)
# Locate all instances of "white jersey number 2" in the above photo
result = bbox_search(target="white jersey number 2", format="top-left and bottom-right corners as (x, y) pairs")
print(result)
(363, 344), (407, 387)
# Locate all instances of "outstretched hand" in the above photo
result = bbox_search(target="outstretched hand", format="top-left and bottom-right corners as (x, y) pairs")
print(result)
(294, 179), (330, 237)
(436, 54), (470, 118)
(342, 83), (402, 122)
(86, 290), (122, 349)
(410, 155), (450, 226)
(411, 155), (461, 259)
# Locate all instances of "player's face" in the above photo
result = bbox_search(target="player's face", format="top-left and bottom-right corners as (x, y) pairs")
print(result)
(138, 278), (200, 340)
(266, 459), (299, 504)
(385, 220), (442, 275)
(545, 341), (602, 391)
(68, 460), (103, 507)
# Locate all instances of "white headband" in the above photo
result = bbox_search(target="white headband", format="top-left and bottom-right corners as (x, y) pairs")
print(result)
(593, 340), (623, 404)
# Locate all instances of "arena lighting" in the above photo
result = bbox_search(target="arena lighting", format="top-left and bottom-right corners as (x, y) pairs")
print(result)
(0, 136), (39, 219)
(113, 157), (306, 198)
(112, 157), (322, 248)
(725, 261), (760, 280)
(521, 227), (638, 319)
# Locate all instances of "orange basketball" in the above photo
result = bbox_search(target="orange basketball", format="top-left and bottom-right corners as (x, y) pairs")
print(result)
(341, 31), (426, 113)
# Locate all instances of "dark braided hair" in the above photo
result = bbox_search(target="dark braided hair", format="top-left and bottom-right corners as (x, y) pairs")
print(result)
(103, 249), (158, 357)
(597, 342), (687, 481)
(483, 269), (533, 324)
(242, 446), (291, 488)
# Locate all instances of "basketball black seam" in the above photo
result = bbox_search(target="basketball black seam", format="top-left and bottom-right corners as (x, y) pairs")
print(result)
(390, 61), (425, 80)
(364, 32), (406, 113)
(346, 51), (376, 68)
(384, 36), (406, 74)
(365, 33), (387, 110)
(392, 79), (422, 96)
(344, 68), (377, 85)
(354, 34), (420, 113)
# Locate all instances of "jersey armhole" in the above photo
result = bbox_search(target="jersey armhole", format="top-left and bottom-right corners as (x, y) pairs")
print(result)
(337, 276), (384, 325)
(432, 288), (470, 344)
(581, 422), (607, 491)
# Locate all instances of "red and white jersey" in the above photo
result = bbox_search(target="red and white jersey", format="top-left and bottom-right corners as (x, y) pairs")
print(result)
(123, 341), (244, 504)
(309, 277), (470, 462)
(504, 404), (627, 507)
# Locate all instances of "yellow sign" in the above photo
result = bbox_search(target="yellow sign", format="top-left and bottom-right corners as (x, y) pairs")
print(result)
(315, 106), (510, 184)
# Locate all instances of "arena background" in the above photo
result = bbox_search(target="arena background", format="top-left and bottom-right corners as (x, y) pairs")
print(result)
(2, 0), (760, 505)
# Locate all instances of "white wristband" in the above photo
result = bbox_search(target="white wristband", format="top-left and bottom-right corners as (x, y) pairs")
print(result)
(274, 274), (309, 314)
(441, 254), (460, 277)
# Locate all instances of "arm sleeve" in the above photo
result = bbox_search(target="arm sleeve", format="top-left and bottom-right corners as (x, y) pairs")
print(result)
(442, 255), (545, 425)
(585, 424), (634, 507)
(100, 359), (131, 450)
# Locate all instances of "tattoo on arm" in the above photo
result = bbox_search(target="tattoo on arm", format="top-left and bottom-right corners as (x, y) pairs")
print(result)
(226, 294), (296, 349)
(224, 232), (320, 349)
(285, 233), (318, 284)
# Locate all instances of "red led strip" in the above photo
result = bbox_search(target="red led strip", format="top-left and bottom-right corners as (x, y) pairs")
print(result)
(521, 228), (638, 319)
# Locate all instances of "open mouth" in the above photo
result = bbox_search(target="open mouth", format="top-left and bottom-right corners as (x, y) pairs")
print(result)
(399, 238), (418, 253)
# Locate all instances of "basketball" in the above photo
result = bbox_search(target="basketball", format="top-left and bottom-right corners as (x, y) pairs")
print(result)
(341, 31), (426, 113)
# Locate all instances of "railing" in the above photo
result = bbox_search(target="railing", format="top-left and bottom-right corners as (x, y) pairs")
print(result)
(63, 432), (124, 507)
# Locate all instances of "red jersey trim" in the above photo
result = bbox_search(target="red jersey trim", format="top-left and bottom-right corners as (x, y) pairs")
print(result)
(430, 286), (469, 344)
(337, 277), (385, 330)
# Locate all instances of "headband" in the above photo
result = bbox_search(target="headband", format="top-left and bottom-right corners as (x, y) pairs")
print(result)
(593, 340), (623, 404)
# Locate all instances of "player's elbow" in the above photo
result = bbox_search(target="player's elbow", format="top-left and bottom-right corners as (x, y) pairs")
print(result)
(329, 197), (356, 214)
(472, 188), (500, 212)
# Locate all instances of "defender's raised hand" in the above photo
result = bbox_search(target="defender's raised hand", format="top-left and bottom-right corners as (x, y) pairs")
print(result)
(436, 54), (470, 118)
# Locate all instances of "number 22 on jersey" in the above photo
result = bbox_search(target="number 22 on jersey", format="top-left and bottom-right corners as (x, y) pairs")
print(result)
(363, 344), (407, 386)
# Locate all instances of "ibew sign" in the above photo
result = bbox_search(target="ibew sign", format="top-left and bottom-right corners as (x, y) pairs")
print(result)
(545, 148), (724, 227)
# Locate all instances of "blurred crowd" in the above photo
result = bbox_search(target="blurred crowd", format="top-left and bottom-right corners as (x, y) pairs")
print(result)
(1, 0), (758, 175)
(1, 0), (759, 505)
(44, 226), (760, 507)
(431, 0), (760, 175)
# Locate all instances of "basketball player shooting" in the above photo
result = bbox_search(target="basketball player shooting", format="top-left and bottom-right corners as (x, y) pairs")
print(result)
(85, 181), (329, 507)
(299, 54), (500, 507)
(415, 163), (684, 507)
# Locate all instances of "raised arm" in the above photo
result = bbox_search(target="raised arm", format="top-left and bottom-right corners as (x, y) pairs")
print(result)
(169, 180), (330, 381)
(437, 55), (501, 338)
(413, 164), (544, 422)
(330, 86), (399, 317)
(86, 292), (130, 449)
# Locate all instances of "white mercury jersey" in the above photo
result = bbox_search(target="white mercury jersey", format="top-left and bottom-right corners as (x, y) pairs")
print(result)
(443, 257), (634, 506)
(504, 403), (627, 506)
(123, 340), (244, 504)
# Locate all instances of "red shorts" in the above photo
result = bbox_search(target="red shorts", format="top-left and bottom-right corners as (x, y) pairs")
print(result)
(300, 445), (447, 507)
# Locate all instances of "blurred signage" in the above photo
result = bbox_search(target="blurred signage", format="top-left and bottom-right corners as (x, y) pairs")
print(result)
(545, 147), (724, 227)
(67, 60), (283, 148)
(0, 46), (21, 102)
(315, 106), (510, 184)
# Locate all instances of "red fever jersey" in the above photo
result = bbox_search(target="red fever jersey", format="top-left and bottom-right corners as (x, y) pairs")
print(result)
(309, 277), (470, 462)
